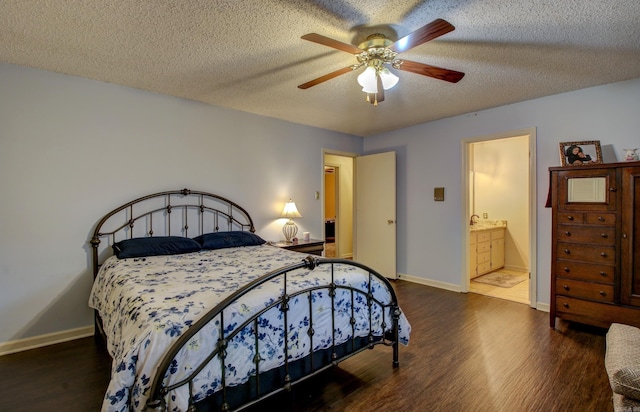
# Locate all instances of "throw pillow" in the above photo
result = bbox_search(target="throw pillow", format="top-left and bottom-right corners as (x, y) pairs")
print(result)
(612, 367), (640, 401)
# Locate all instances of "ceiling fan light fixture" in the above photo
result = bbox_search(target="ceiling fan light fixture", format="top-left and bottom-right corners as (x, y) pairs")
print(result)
(357, 66), (378, 93)
(298, 19), (464, 98)
(379, 68), (399, 90)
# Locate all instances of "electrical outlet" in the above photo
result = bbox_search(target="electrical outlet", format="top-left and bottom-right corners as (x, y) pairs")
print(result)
(483, 212), (488, 219)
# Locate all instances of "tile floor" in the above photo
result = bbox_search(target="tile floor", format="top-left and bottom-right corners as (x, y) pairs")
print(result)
(470, 268), (530, 304)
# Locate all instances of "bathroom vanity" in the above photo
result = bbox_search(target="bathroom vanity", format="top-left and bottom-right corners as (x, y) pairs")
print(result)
(469, 222), (506, 278)
(549, 162), (640, 329)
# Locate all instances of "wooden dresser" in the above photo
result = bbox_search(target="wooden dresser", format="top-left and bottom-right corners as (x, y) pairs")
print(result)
(549, 162), (640, 329)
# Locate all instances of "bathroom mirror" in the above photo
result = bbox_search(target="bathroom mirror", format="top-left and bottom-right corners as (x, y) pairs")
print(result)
(567, 177), (607, 202)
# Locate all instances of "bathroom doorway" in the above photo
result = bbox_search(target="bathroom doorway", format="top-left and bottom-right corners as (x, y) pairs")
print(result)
(463, 129), (537, 308)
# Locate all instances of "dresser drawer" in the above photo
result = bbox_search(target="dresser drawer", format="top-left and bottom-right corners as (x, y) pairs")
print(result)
(557, 213), (616, 226)
(477, 241), (491, 254)
(554, 296), (617, 329)
(477, 251), (490, 264)
(477, 232), (491, 242)
(585, 213), (616, 226)
(557, 225), (615, 245)
(558, 212), (584, 224)
(557, 242), (615, 264)
(477, 261), (491, 274)
(555, 260), (615, 284)
(555, 278), (614, 302)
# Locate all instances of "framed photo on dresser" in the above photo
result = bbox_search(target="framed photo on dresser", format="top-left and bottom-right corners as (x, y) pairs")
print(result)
(559, 140), (602, 166)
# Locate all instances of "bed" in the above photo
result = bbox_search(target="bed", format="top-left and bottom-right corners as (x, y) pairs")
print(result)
(89, 189), (411, 411)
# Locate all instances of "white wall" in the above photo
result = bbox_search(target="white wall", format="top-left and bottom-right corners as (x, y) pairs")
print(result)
(473, 136), (529, 271)
(363, 77), (640, 307)
(0, 62), (362, 344)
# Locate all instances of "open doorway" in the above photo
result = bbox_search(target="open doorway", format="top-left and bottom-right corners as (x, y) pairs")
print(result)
(323, 153), (354, 259)
(324, 165), (337, 257)
(463, 128), (537, 308)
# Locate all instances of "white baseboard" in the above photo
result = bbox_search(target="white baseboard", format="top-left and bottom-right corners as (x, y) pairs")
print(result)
(0, 325), (94, 356)
(396, 272), (463, 293)
(536, 302), (550, 313)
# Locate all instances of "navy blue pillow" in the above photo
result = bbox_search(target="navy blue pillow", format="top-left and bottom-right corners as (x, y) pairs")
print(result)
(113, 236), (201, 259)
(193, 231), (265, 250)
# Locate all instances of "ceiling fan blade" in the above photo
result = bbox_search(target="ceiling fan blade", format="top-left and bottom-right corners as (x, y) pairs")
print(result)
(389, 19), (455, 53)
(297, 66), (354, 89)
(301, 33), (363, 54)
(397, 60), (465, 83)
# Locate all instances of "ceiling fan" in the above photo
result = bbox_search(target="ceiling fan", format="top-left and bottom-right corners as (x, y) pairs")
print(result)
(298, 19), (464, 105)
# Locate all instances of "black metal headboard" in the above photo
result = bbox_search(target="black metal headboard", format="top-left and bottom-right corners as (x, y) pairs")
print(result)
(90, 188), (255, 278)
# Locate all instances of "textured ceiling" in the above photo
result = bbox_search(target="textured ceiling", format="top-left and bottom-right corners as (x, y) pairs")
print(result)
(1, 1), (640, 137)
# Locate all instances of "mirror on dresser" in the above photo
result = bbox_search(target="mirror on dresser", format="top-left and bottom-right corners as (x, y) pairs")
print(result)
(566, 177), (607, 203)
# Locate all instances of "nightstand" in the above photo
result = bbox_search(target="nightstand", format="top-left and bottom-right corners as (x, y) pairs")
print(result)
(272, 239), (325, 256)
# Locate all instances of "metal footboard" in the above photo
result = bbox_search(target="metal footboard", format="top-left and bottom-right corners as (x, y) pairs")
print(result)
(146, 256), (401, 411)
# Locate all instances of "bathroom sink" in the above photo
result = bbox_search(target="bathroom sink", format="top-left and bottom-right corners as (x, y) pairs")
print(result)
(470, 219), (507, 231)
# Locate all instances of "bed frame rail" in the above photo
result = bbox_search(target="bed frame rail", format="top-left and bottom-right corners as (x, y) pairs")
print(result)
(146, 256), (401, 412)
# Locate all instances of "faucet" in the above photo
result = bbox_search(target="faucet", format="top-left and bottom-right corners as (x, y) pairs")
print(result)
(470, 214), (480, 225)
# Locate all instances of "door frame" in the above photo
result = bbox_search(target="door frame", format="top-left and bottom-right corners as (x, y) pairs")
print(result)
(461, 127), (538, 308)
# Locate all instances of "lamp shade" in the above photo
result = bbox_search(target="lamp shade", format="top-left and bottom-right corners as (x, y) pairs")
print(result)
(379, 67), (399, 90)
(357, 66), (378, 94)
(357, 66), (399, 95)
(281, 199), (302, 219)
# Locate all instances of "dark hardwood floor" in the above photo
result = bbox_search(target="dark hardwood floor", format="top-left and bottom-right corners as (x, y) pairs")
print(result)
(0, 281), (613, 411)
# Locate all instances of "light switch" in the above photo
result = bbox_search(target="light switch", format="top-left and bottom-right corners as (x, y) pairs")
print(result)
(434, 187), (445, 201)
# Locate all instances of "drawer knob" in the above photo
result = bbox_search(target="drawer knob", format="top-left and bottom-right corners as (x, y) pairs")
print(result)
(600, 271), (607, 277)
(601, 233), (608, 238)
(565, 231), (571, 236)
(599, 291), (606, 296)
(564, 249), (571, 255)
(598, 216), (605, 222)
(567, 215), (574, 221)
(623, 233), (628, 239)
(564, 267), (570, 272)
(563, 285), (570, 291)
(610, 187), (617, 192)
(600, 252), (608, 257)
(563, 303), (569, 308)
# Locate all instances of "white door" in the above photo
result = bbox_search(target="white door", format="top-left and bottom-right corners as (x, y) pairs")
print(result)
(355, 151), (397, 279)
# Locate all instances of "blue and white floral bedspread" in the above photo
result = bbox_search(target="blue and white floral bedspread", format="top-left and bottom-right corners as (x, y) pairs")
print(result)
(89, 244), (411, 411)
